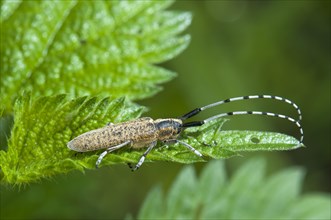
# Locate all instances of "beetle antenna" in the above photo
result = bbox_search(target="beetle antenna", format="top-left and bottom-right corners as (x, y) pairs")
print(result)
(180, 95), (302, 121)
(180, 95), (303, 144)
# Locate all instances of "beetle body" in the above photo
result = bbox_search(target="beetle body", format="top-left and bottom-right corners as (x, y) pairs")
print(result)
(68, 117), (182, 152)
(67, 95), (304, 171)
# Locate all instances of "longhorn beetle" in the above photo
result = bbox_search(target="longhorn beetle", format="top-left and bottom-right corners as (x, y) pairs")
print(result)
(67, 95), (304, 171)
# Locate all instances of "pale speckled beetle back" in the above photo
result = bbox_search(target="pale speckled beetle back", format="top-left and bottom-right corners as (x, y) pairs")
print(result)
(68, 95), (304, 171)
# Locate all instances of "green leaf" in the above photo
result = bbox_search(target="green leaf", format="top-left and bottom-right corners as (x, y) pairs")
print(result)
(165, 166), (197, 219)
(0, 94), (302, 185)
(283, 194), (331, 219)
(137, 185), (164, 218)
(0, 94), (144, 185)
(98, 119), (301, 171)
(197, 156), (227, 204)
(0, 0), (22, 22)
(217, 158), (266, 219)
(0, 0), (190, 113)
(137, 158), (331, 219)
(256, 167), (304, 218)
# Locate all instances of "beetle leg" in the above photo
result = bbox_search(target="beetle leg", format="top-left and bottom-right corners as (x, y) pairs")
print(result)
(130, 141), (157, 171)
(96, 140), (131, 168)
(163, 139), (203, 157)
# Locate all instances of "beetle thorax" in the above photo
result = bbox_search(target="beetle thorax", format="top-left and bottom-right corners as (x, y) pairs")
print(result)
(154, 118), (182, 141)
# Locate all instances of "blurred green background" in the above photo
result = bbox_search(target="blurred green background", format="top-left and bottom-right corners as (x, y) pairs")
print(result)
(1, 1), (330, 219)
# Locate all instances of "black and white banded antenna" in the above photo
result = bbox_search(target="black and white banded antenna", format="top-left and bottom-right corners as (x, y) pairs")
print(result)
(179, 95), (304, 145)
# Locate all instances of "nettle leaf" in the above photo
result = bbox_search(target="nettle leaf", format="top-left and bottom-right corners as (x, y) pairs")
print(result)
(0, 94), (144, 184)
(137, 159), (331, 220)
(0, 0), (190, 113)
(99, 118), (301, 169)
(0, 94), (301, 185)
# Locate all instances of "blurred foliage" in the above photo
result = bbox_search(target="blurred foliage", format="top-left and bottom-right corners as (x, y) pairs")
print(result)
(0, 0), (330, 219)
(137, 158), (330, 219)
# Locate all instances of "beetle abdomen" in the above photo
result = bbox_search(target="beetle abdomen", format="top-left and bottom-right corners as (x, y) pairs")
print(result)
(67, 117), (158, 152)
